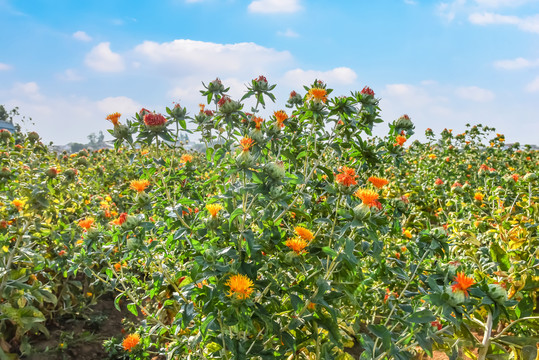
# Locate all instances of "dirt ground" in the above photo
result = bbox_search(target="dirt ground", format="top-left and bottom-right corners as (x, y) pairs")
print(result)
(22, 293), (137, 360)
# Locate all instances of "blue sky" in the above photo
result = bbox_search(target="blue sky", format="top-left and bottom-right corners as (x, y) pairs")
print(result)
(1, 0), (538, 145)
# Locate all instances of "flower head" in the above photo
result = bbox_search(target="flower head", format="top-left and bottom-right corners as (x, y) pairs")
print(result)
(239, 136), (255, 152)
(130, 179), (150, 193)
(122, 333), (140, 352)
(295, 226), (314, 241)
(403, 229), (412, 239)
(395, 135), (407, 146)
(285, 237), (309, 254)
(307, 88), (328, 103)
(112, 213), (128, 226)
(143, 113), (167, 128)
(368, 176), (389, 189)
(78, 218), (94, 230)
(252, 116), (264, 130)
(428, 154), (437, 160)
(354, 188), (380, 208)
(474, 192), (484, 202)
(218, 96), (231, 108)
(225, 274), (254, 300)
(181, 154), (193, 163)
(12, 199), (25, 210)
(361, 86), (375, 97)
(451, 272), (475, 297)
(106, 112), (121, 126)
(336, 166), (358, 187)
(274, 110), (288, 128)
(206, 203), (224, 217)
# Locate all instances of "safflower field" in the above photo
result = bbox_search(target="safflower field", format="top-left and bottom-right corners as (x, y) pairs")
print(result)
(1, 77), (538, 360)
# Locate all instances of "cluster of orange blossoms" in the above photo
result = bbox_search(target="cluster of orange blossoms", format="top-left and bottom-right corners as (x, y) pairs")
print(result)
(395, 135), (407, 146)
(225, 274), (254, 300)
(106, 112), (121, 126)
(451, 272), (475, 297)
(239, 136), (255, 152)
(180, 154), (193, 163)
(111, 213), (128, 226)
(78, 218), (94, 230)
(122, 333), (140, 352)
(285, 226), (314, 254)
(367, 176), (389, 189)
(336, 166), (358, 187)
(206, 203), (224, 217)
(474, 192), (484, 202)
(130, 179), (150, 192)
(306, 88), (328, 103)
(354, 188), (379, 208)
(253, 116), (264, 130)
(274, 110), (288, 128)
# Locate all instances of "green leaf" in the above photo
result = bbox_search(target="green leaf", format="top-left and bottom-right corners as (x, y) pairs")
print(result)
(206, 147), (214, 162)
(127, 303), (138, 316)
(229, 208), (244, 227)
(407, 309), (436, 323)
(368, 324), (392, 349)
(282, 332), (296, 351)
(322, 246), (338, 258)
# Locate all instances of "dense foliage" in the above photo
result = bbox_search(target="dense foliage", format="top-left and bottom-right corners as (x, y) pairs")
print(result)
(1, 78), (538, 360)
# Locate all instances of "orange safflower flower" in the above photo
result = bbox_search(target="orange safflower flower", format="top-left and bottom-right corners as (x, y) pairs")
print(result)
(78, 218), (94, 230)
(336, 166), (358, 187)
(106, 112), (121, 126)
(253, 116), (264, 130)
(239, 136), (255, 152)
(285, 237), (309, 254)
(451, 272), (475, 297)
(206, 204), (224, 217)
(307, 88), (327, 103)
(122, 333), (140, 352)
(354, 188), (379, 207)
(395, 135), (407, 146)
(225, 274), (254, 300)
(428, 154), (437, 160)
(130, 179), (150, 192)
(181, 154), (193, 163)
(111, 213), (128, 226)
(11, 199), (25, 210)
(274, 110), (288, 128)
(474, 192), (484, 202)
(368, 176), (389, 189)
(403, 229), (412, 239)
(294, 226), (314, 241)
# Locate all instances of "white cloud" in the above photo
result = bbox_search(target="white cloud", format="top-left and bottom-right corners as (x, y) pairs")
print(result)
(282, 67), (358, 87)
(248, 0), (302, 14)
(469, 12), (539, 33)
(11, 82), (43, 101)
(72, 30), (92, 42)
(0, 62), (12, 71)
(455, 86), (495, 102)
(133, 39), (292, 76)
(474, 0), (539, 7)
(1, 81), (142, 144)
(85, 42), (125, 72)
(494, 57), (539, 69)
(97, 96), (142, 115)
(379, 81), (539, 145)
(525, 76), (539, 91)
(277, 29), (300, 37)
(437, 0), (466, 21)
(57, 69), (84, 81)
